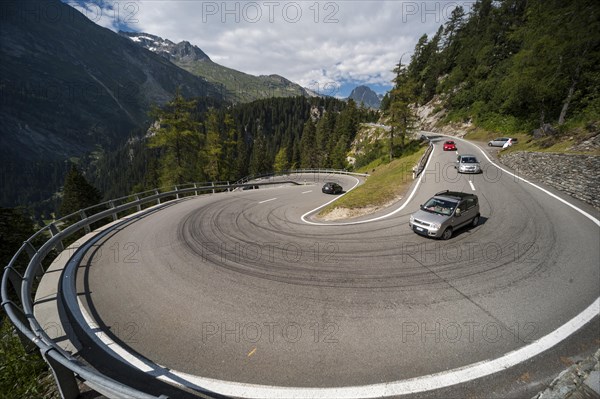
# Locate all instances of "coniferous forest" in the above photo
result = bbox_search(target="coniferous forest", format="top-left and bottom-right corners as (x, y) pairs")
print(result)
(383, 0), (599, 134)
(85, 96), (378, 202)
(2, 0), (598, 220)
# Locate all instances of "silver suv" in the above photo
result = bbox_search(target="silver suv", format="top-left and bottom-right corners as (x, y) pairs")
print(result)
(409, 191), (480, 239)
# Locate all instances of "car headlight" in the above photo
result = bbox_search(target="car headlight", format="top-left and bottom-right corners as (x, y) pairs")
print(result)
(409, 215), (414, 224)
(430, 223), (440, 229)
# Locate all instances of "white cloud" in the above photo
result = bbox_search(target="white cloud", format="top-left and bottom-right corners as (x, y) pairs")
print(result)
(78, 0), (463, 95)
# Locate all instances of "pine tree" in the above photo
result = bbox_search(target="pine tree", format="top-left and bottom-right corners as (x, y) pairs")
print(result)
(148, 91), (202, 187)
(235, 131), (249, 178)
(300, 119), (318, 168)
(273, 147), (289, 172)
(204, 108), (222, 181)
(330, 134), (349, 169)
(387, 62), (417, 160)
(249, 133), (270, 175)
(59, 164), (102, 217)
(220, 113), (239, 181)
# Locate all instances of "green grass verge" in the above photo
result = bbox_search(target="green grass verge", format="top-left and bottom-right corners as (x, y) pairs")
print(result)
(464, 128), (599, 155)
(0, 316), (57, 398)
(319, 147), (426, 217)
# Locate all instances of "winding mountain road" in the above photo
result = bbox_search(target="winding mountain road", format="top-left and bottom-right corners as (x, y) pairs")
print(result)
(71, 136), (599, 398)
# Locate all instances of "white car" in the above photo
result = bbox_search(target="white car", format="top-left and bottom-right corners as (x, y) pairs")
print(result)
(456, 155), (481, 173)
(488, 137), (517, 147)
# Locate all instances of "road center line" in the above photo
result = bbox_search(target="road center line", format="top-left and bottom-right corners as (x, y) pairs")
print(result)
(259, 198), (277, 204)
(469, 180), (476, 191)
(301, 146), (435, 226)
(70, 160), (599, 398)
(302, 190), (313, 194)
(451, 134), (599, 227)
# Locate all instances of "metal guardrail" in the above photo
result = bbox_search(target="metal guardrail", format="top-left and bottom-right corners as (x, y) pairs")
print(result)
(235, 168), (370, 185)
(1, 171), (360, 399)
(414, 142), (434, 177)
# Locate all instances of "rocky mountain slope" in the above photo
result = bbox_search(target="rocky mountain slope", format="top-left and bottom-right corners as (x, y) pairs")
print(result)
(120, 31), (309, 103)
(348, 85), (382, 109)
(0, 0), (224, 206)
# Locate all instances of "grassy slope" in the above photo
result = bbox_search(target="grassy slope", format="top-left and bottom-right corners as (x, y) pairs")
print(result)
(0, 316), (57, 398)
(175, 60), (306, 103)
(464, 128), (600, 155)
(319, 147), (426, 216)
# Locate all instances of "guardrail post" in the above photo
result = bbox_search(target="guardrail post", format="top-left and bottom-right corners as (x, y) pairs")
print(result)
(135, 195), (142, 212)
(23, 241), (44, 280)
(78, 210), (91, 234)
(194, 183), (198, 196)
(24, 241), (36, 258)
(109, 201), (117, 221)
(155, 189), (161, 205)
(212, 182), (215, 194)
(48, 224), (64, 252)
(3, 267), (24, 304)
(42, 349), (80, 399)
(174, 186), (179, 200)
(227, 181), (230, 192)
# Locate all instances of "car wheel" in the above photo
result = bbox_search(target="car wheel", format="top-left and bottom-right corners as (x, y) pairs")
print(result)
(441, 228), (453, 240)
(472, 214), (480, 227)
(488, 143), (492, 146)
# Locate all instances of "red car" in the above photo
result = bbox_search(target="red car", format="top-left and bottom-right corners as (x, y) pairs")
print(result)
(443, 140), (457, 151)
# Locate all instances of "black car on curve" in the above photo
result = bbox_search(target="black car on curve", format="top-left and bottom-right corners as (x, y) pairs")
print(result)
(322, 182), (343, 194)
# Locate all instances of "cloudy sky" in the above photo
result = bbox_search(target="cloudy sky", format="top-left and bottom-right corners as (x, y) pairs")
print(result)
(69, 1), (470, 97)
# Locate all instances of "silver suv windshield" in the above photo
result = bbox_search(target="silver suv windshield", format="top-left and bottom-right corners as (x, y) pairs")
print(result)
(461, 157), (477, 163)
(422, 198), (457, 216)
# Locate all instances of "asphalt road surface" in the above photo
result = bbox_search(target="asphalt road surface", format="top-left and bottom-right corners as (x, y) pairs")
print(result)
(74, 136), (599, 398)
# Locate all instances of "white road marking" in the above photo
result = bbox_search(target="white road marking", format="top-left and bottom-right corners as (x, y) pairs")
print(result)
(259, 198), (277, 204)
(75, 293), (600, 398)
(450, 135), (600, 228)
(71, 156), (600, 398)
(469, 180), (476, 191)
(302, 190), (313, 194)
(301, 146), (436, 226)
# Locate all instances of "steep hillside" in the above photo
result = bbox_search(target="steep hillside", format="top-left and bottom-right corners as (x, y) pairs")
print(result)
(120, 31), (309, 103)
(396, 0), (599, 136)
(0, 0), (224, 207)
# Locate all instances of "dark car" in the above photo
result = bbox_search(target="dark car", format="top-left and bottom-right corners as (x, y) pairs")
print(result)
(443, 140), (457, 151)
(409, 190), (480, 239)
(322, 182), (343, 194)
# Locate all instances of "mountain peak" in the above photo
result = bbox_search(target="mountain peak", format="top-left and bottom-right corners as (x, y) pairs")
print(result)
(119, 31), (210, 62)
(348, 85), (381, 109)
(124, 30), (309, 103)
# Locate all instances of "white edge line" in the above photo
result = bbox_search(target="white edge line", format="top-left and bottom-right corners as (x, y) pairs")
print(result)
(75, 295), (599, 399)
(77, 297), (194, 389)
(75, 148), (600, 398)
(301, 145), (435, 226)
(450, 134), (600, 227)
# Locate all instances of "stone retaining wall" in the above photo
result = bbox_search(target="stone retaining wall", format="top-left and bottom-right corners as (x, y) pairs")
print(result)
(499, 152), (600, 210)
